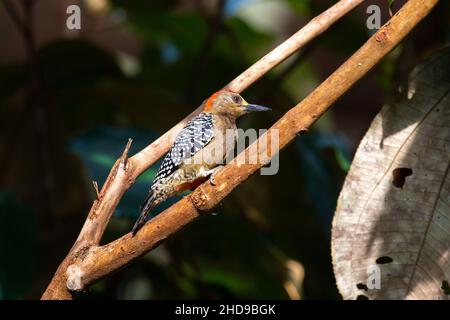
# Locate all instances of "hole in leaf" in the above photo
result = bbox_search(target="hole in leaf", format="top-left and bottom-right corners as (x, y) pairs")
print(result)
(357, 283), (368, 291)
(392, 168), (413, 188)
(356, 295), (369, 300)
(442, 280), (450, 295)
(376, 256), (393, 264)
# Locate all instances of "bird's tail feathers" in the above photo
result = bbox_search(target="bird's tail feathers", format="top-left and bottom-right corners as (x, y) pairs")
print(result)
(132, 191), (156, 236)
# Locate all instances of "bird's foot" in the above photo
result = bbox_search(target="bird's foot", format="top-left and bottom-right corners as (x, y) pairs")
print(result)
(209, 166), (224, 186)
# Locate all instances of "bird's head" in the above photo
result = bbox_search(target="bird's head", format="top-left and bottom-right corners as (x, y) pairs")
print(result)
(202, 90), (271, 118)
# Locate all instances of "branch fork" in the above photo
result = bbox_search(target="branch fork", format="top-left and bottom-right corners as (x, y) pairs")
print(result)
(42, 0), (439, 299)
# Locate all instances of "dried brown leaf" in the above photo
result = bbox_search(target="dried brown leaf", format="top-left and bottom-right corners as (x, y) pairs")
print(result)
(332, 48), (450, 300)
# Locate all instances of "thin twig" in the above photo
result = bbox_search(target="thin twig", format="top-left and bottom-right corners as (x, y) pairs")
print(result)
(120, 138), (133, 168)
(92, 181), (100, 199)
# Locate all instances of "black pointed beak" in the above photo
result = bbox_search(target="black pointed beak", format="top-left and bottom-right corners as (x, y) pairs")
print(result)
(244, 104), (271, 112)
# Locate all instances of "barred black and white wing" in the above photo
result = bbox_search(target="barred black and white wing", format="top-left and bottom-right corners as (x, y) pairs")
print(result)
(152, 113), (215, 184)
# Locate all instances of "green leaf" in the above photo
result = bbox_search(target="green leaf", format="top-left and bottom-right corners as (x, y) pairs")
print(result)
(387, 0), (395, 16)
(285, 0), (311, 16)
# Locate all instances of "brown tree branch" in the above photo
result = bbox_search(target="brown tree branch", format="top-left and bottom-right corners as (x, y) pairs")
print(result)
(42, 0), (377, 299)
(63, 0), (438, 292)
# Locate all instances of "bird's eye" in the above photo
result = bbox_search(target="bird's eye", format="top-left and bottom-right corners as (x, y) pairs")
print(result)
(232, 95), (242, 104)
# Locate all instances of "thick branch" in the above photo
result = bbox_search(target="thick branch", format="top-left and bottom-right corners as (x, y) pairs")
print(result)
(64, 0), (438, 292)
(41, 0), (367, 299)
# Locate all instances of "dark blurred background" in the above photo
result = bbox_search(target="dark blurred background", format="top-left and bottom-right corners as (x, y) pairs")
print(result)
(0, 0), (448, 299)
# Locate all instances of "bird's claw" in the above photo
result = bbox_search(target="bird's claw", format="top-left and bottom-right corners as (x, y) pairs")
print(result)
(209, 166), (224, 186)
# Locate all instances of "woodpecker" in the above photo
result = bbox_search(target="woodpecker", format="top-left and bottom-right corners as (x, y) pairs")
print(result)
(131, 90), (270, 235)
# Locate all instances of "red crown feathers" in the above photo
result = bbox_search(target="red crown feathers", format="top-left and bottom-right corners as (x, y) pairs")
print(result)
(203, 89), (234, 111)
